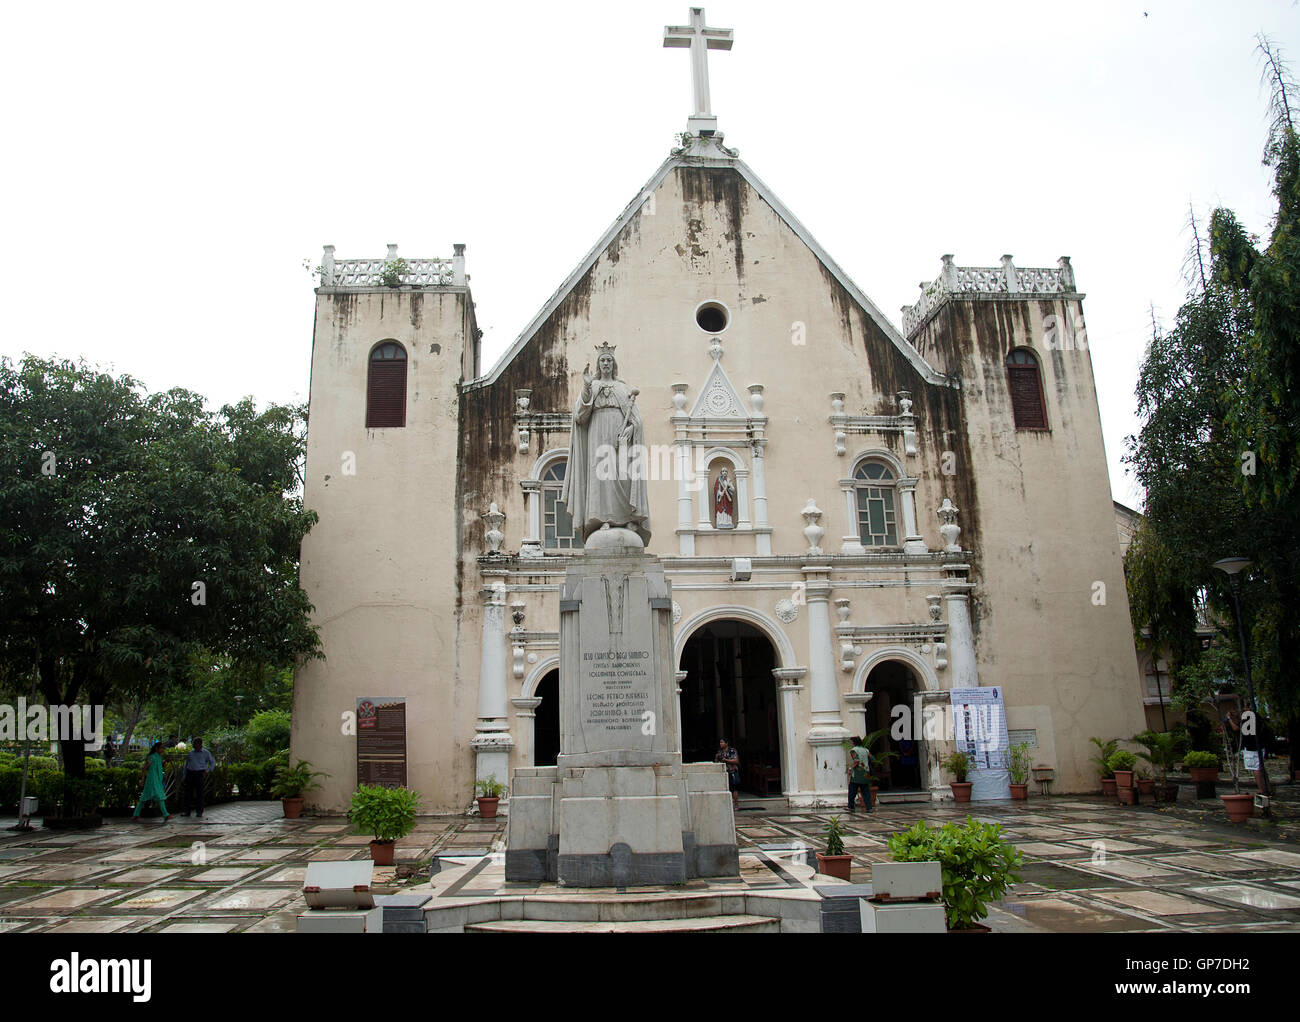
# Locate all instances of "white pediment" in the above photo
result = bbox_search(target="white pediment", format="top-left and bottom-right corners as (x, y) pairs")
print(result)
(689, 360), (747, 419)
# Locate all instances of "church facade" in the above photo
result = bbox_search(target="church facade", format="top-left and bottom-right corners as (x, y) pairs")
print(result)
(290, 138), (1145, 811)
(290, 15), (1145, 812)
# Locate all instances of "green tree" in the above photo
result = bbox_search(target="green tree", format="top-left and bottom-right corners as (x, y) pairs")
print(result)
(1125, 39), (1300, 777)
(0, 356), (320, 777)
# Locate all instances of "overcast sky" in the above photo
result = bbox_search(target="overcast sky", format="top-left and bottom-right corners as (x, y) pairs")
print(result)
(3, 1), (1296, 509)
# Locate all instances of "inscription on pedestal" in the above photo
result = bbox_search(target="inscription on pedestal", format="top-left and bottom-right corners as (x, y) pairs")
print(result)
(581, 648), (652, 734)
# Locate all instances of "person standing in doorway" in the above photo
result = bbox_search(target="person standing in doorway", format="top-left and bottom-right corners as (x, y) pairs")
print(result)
(848, 737), (873, 813)
(132, 742), (172, 822)
(183, 737), (217, 818)
(716, 738), (741, 809)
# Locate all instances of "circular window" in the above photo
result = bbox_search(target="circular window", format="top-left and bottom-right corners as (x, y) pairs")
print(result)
(694, 301), (729, 334)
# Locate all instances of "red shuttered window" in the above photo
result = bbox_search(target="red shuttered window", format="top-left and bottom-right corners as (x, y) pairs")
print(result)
(367, 341), (407, 428)
(1006, 348), (1047, 430)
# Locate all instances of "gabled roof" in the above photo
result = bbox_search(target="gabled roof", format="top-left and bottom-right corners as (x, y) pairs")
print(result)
(463, 146), (954, 392)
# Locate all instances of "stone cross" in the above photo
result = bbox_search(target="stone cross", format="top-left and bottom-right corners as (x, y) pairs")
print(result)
(663, 7), (733, 135)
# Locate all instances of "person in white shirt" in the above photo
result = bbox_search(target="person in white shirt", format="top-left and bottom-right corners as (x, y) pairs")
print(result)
(183, 738), (217, 817)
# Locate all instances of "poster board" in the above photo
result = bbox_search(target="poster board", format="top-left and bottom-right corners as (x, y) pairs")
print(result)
(356, 697), (407, 788)
(949, 687), (1010, 801)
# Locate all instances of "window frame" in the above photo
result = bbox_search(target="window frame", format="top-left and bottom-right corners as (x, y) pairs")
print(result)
(365, 340), (408, 429)
(1005, 346), (1049, 431)
(852, 459), (900, 549)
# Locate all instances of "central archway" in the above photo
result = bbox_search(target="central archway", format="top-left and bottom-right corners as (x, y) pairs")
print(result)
(678, 620), (782, 797)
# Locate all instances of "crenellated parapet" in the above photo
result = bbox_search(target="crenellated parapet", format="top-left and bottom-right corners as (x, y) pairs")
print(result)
(901, 254), (1079, 339)
(317, 243), (467, 289)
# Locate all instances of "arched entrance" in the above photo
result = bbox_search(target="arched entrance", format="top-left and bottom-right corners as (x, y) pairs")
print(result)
(862, 660), (925, 792)
(678, 620), (782, 796)
(533, 669), (559, 767)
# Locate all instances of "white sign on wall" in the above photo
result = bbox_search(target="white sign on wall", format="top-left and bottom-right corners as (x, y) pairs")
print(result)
(949, 687), (1010, 801)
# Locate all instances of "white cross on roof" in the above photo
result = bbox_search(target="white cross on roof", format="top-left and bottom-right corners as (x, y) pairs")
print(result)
(663, 7), (734, 135)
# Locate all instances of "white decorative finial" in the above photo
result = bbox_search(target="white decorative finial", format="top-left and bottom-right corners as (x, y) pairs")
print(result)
(664, 7), (734, 135)
(937, 498), (961, 553)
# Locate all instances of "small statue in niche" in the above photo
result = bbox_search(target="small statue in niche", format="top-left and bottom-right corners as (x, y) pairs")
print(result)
(713, 467), (736, 529)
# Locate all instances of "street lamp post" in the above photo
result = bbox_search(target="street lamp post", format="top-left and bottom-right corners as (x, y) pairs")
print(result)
(1212, 557), (1272, 799)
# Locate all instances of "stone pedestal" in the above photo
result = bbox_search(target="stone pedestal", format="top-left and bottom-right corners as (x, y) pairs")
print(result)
(505, 528), (739, 886)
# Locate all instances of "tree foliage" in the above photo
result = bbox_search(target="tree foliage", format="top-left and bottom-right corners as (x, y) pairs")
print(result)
(1125, 38), (1300, 754)
(0, 356), (320, 775)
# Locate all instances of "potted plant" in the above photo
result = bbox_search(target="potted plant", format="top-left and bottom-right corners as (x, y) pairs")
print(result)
(348, 784), (421, 865)
(1132, 729), (1181, 802)
(1008, 742), (1032, 800)
(270, 759), (327, 819)
(1135, 768), (1155, 800)
(888, 818), (1023, 932)
(941, 750), (973, 802)
(475, 775), (506, 819)
(1091, 737), (1118, 796)
(1107, 749), (1137, 804)
(815, 814), (852, 880)
(1216, 719), (1254, 823)
(862, 728), (898, 806)
(1184, 750), (1220, 784)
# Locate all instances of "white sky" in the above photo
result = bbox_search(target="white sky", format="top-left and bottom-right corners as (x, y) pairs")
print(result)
(3, 0), (1296, 509)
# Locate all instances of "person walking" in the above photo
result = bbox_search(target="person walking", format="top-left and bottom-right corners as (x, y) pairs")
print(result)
(848, 736), (873, 813)
(183, 737), (217, 818)
(132, 742), (172, 822)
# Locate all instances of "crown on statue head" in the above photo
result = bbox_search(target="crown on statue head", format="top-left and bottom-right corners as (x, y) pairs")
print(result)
(595, 342), (617, 358)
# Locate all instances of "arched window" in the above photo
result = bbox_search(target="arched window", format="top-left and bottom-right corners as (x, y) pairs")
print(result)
(854, 460), (898, 547)
(366, 341), (407, 428)
(1005, 348), (1047, 430)
(542, 460), (581, 550)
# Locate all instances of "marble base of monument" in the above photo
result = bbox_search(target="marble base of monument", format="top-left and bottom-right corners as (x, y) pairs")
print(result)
(505, 534), (739, 886)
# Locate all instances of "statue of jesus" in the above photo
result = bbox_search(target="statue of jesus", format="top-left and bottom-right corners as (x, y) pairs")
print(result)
(561, 344), (652, 545)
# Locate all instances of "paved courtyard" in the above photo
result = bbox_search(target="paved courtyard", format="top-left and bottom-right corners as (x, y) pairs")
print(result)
(2, 791), (1299, 932)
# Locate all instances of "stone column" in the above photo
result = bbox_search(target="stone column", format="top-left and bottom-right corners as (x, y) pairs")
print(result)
(803, 569), (850, 801)
(673, 388), (694, 555)
(751, 440), (771, 555)
(520, 480), (543, 558)
(943, 573), (979, 689)
(772, 668), (806, 794)
(471, 582), (514, 797)
(840, 480), (865, 554)
(898, 478), (926, 553)
(735, 467), (752, 530)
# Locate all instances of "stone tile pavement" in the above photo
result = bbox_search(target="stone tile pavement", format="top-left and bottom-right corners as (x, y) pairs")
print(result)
(1, 791), (1298, 932)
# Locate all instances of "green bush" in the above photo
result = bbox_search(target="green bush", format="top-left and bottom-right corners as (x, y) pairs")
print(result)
(1184, 750), (1220, 769)
(206, 726), (249, 764)
(271, 760), (327, 799)
(349, 785), (421, 842)
(101, 768), (140, 813)
(1107, 750), (1137, 773)
(1090, 737), (1119, 778)
(246, 709), (292, 759)
(889, 818), (1023, 931)
(941, 750), (971, 782)
(822, 815), (846, 856)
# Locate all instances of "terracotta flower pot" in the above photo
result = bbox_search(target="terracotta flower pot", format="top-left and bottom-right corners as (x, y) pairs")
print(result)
(1157, 784), (1179, 802)
(1188, 766), (1219, 783)
(1009, 783), (1029, 800)
(950, 781), (973, 803)
(282, 797), (304, 819)
(1101, 777), (1117, 797)
(1221, 794), (1254, 823)
(816, 852), (853, 880)
(476, 796), (499, 819)
(369, 839), (395, 866)
(1113, 770), (1134, 789)
(1137, 778), (1155, 797)
(1117, 786), (1137, 805)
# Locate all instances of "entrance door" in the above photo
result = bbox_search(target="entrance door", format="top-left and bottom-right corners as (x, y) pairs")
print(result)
(678, 621), (781, 796)
(534, 670), (559, 767)
(863, 660), (924, 791)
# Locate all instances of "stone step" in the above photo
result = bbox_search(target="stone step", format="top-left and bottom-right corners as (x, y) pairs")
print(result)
(466, 914), (781, 934)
